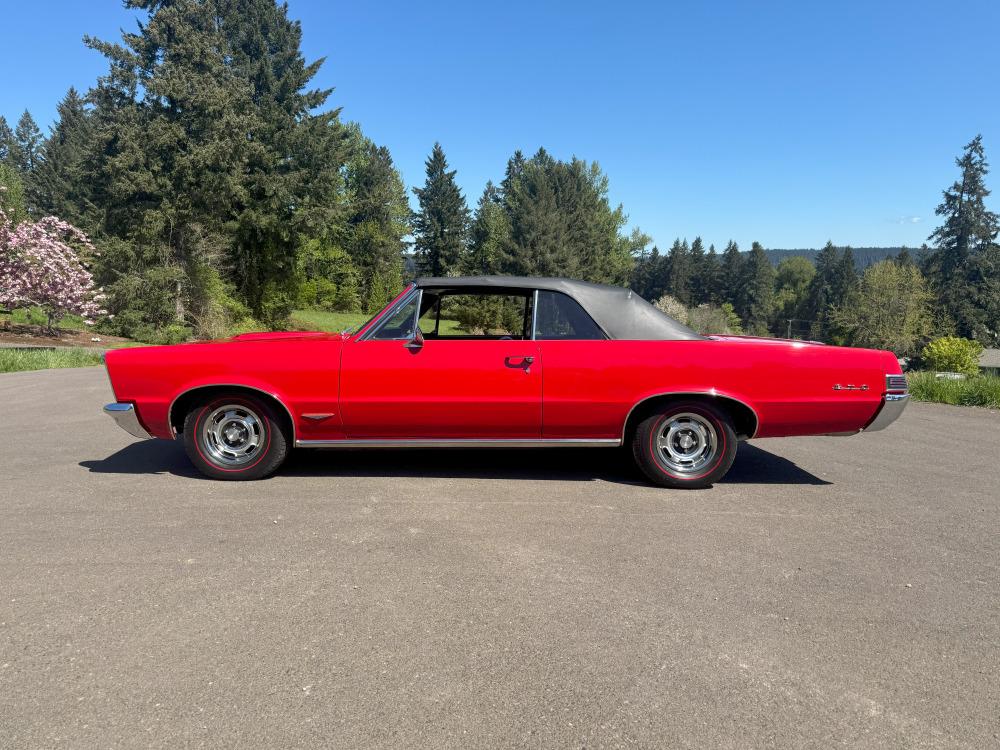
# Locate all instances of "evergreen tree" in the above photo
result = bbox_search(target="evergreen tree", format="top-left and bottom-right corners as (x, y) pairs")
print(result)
(0, 163), (28, 224)
(465, 182), (509, 275)
(720, 240), (744, 311)
(345, 140), (410, 312)
(923, 135), (1000, 343)
(11, 111), (43, 174)
(688, 236), (707, 304)
(84, 0), (350, 333)
(30, 88), (94, 225)
(0, 116), (14, 164)
(666, 238), (691, 304)
(773, 256), (815, 337)
(804, 241), (856, 341)
(743, 242), (775, 335)
(412, 143), (470, 277)
(702, 243), (722, 303)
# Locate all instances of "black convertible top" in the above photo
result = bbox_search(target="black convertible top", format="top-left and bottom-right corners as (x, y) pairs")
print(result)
(413, 276), (705, 341)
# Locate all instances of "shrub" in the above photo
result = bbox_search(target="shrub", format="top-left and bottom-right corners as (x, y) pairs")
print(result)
(908, 371), (1000, 409)
(921, 336), (983, 375)
(653, 294), (689, 324)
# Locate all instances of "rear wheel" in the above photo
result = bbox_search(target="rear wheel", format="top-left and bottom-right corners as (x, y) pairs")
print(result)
(631, 400), (737, 489)
(183, 394), (289, 480)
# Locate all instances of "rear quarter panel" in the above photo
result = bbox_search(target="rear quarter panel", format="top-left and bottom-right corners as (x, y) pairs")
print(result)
(539, 339), (890, 439)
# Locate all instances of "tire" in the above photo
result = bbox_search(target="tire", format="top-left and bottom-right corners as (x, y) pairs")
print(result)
(631, 400), (737, 489)
(183, 394), (289, 481)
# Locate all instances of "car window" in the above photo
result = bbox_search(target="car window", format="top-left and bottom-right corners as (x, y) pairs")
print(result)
(418, 292), (530, 339)
(368, 294), (420, 340)
(534, 290), (606, 340)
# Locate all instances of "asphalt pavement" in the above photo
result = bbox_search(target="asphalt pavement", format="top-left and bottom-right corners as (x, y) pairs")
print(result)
(1, 367), (998, 748)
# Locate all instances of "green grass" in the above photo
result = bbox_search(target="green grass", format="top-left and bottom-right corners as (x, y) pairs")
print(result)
(1, 307), (90, 330)
(289, 309), (371, 333)
(907, 371), (1000, 409)
(0, 347), (104, 373)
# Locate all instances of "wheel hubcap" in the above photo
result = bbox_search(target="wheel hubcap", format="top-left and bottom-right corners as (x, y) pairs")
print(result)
(655, 412), (718, 476)
(202, 404), (263, 467)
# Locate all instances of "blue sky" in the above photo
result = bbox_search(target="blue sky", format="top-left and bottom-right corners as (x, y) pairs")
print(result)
(3, 0), (999, 251)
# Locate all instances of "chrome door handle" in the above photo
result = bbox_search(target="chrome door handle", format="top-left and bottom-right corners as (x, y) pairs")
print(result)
(504, 356), (534, 370)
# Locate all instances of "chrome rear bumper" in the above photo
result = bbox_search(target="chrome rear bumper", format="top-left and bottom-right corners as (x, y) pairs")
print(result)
(104, 403), (152, 439)
(864, 393), (910, 432)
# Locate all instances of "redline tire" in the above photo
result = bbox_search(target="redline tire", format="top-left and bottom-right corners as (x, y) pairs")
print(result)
(183, 394), (289, 481)
(631, 400), (737, 489)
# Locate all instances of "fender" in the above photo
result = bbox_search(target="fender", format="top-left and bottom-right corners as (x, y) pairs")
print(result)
(166, 381), (298, 442)
(620, 389), (760, 442)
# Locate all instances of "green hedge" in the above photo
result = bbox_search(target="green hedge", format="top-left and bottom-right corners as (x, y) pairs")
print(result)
(907, 371), (1000, 408)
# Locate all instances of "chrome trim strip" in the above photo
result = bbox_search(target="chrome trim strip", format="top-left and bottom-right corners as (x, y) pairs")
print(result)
(619, 391), (760, 441)
(103, 403), (152, 439)
(295, 438), (621, 448)
(864, 393), (910, 432)
(531, 289), (539, 340)
(166, 385), (297, 442)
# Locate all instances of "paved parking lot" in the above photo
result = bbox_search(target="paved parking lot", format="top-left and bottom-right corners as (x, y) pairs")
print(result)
(1, 367), (998, 748)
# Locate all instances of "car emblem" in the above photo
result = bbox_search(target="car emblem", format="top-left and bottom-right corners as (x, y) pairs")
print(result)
(832, 384), (869, 391)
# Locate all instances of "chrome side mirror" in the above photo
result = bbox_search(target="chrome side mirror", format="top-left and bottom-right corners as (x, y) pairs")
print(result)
(403, 327), (424, 352)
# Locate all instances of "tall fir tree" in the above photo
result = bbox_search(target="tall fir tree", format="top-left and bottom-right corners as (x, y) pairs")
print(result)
(702, 243), (722, 303)
(0, 116), (14, 164)
(11, 111), (44, 174)
(665, 238), (691, 304)
(743, 242), (775, 335)
(84, 0), (350, 332)
(345, 139), (410, 313)
(30, 88), (94, 226)
(688, 236), (707, 304)
(923, 135), (1000, 343)
(412, 143), (470, 277)
(465, 182), (509, 275)
(720, 240), (744, 312)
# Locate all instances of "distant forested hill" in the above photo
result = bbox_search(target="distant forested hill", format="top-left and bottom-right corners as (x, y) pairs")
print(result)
(765, 247), (908, 269)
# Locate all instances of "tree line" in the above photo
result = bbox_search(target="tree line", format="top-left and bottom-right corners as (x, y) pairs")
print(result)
(1, 0), (998, 354)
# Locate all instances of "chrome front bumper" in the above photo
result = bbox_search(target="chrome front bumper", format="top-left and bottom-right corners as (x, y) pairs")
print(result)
(864, 393), (910, 432)
(104, 403), (152, 439)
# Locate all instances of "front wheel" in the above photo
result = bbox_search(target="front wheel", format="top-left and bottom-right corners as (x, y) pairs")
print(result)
(631, 401), (737, 489)
(183, 394), (289, 480)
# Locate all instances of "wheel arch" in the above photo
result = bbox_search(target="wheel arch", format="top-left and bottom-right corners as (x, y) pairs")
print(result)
(168, 384), (296, 443)
(622, 392), (759, 443)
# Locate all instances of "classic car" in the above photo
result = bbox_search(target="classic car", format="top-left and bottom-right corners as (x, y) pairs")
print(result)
(103, 276), (909, 488)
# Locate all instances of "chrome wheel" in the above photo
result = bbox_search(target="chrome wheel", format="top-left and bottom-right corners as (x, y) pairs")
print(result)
(655, 412), (718, 476)
(201, 404), (264, 467)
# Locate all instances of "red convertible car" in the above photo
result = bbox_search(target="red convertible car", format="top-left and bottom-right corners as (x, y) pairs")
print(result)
(103, 277), (909, 488)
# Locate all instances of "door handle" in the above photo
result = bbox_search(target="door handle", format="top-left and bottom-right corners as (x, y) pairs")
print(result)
(504, 356), (534, 371)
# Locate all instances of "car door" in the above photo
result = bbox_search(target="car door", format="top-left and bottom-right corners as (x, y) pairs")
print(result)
(338, 289), (542, 440)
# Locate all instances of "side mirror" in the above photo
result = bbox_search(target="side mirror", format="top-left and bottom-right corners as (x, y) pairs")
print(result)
(403, 327), (424, 352)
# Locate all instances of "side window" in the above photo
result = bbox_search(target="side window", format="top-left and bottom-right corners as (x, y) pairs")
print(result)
(369, 294), (419, 340)
(534, 291), (605, 340)
(418, 292), (530, 339)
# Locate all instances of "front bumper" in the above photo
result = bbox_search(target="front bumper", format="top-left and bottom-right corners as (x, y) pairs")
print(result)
(864, 393), (910, 432)
(104, 403), (152, 439)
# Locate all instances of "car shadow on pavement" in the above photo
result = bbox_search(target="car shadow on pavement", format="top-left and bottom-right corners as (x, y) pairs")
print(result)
(80, 440), (829, 486)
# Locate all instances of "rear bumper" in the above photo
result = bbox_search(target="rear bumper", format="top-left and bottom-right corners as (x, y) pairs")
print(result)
(103, 403), (152, 439)
(864, 393), (910, 432)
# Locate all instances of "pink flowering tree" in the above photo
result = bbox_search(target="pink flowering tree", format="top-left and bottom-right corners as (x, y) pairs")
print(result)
(0, 208), (107, 332)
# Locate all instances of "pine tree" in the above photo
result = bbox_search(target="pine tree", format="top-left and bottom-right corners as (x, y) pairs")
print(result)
(923, 135), (1000, 343)
(688, 236), (707, 304)
(412, 143), (470, 277)
(345, 139), (410, 312)
(804, 241), (852, 341)
(84, 0), (350, 333)
(666, 238), (691, 304)
(702, 243), (722, 303)
(720, 240), (744, 311)
(0, 116), (14, 164)
(465, 182), (509, 275)
(744, 242), (775, 335)
(30, 88), (94, 226)
(11, 111), (43, 174)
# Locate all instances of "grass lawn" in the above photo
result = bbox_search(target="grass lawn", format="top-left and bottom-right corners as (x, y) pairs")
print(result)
(0, 348), (104, 373)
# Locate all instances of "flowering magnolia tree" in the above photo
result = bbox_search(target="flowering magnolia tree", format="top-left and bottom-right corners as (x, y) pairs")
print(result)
(0, 208), (106, 331)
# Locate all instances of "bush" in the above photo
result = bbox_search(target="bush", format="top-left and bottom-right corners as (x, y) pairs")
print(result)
(653, 294), (689, 324)
(921, 336), (983, 375)
(908, 371), (1000, 408)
